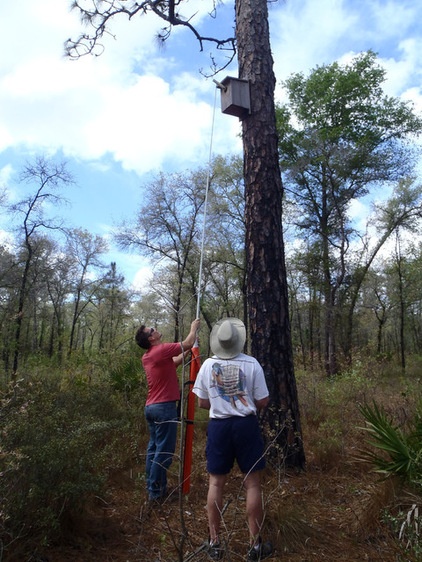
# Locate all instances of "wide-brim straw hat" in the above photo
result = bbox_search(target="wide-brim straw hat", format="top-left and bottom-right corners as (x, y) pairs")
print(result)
(210, 317), (246, 359)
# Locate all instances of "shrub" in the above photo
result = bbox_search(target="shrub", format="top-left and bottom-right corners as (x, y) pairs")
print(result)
(358, 401), (422, 488)
(0, 375), (134, 551)
(359, 400), (422, 560)
(108, 355), (143, 392)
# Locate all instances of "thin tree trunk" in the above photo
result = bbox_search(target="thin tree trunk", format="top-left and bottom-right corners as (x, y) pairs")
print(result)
(12, 250), (32, 379)
(68, 289), (82, 356)
(395, 240), (406, 374)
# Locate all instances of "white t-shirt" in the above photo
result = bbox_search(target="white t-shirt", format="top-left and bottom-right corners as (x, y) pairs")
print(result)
(192, 353), (269, 419)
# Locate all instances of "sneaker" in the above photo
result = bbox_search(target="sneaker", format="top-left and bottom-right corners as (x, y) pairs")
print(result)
(205, 539), (224, 560)
(247, 539), (273, 561)
(148, 488), (178, 505)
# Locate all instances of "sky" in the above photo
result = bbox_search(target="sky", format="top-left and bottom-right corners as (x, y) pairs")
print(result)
(1, 0), (422, 289)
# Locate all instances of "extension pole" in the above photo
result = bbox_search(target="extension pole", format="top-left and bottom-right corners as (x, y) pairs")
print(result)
(182, 86), (217, 494)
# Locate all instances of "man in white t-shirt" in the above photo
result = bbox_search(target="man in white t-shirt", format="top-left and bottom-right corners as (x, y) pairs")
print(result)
(193, 318), (273, 561)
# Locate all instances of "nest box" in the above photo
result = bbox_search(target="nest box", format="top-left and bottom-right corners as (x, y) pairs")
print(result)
(220, 76), (251, 119)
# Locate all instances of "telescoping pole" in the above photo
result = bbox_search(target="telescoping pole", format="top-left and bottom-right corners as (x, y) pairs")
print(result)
(181, 86), (218, 494)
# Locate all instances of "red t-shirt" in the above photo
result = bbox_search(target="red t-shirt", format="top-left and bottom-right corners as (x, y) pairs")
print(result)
(142, 342), (182, 406)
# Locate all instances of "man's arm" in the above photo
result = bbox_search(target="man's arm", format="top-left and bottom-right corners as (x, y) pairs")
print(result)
(181, 318), (200, 350)
(198, 397), (211, 410)
(173, 349), (191, 367)
(254, 396), (270, 411)
(171, 318), (200, 365)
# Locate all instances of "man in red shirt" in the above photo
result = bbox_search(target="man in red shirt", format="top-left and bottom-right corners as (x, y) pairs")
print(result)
(135, 318), (200, 501)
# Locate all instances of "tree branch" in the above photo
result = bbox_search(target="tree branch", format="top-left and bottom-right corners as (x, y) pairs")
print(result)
(65, 0), (236, 73)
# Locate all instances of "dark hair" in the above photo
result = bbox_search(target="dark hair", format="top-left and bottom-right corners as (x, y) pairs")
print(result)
(135, 325), (151, 350)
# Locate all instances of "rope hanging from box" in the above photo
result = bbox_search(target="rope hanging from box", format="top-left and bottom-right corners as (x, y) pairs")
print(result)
(181, 83), (220, 494)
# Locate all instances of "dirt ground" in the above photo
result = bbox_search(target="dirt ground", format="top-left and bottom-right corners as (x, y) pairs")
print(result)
(27, 452), (409, 562)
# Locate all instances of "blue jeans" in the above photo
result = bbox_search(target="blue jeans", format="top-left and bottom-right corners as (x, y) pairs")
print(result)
(144, 401), (178, 500)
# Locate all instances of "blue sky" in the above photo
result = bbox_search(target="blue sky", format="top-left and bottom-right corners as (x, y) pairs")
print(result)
(1, 0), (421, 288)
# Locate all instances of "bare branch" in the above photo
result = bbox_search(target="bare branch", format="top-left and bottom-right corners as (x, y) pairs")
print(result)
(65, 0), (236, 72)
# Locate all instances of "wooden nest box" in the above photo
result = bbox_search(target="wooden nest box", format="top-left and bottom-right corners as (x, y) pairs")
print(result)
(220, 76), (251, 119)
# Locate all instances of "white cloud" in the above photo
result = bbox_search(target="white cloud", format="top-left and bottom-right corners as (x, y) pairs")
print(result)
(0, 0), (239, 176)
(3, 0), (422, 169)
(349, 198), (369, 231)
(368, 0), (417, 41)
(0, 164), (13, 185)
(271, 0), (422, 112)
(380, 38), (422, 97)
(78, 74), (214, 173)
(0, 229), (13, 248)
(2, 0), (422, 286)
(131, 263), (154, 292)
(271, 0), (359, 86)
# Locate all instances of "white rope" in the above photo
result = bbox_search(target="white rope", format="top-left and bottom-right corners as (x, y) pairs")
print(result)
(195, 85), (218, 318)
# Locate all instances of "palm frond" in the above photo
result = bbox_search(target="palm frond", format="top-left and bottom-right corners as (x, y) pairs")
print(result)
(358, 402), (415, 480)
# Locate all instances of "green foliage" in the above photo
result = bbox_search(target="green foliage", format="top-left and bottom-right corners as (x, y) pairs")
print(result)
(280, 50), (422, 161)
(359, 401), (422, 488)
(277, 49), (422, 377)
(297, 359), (374, 425)
(312, 418), (344, 469)
(108, 355), (143, 392)
(0, 375), (134, 548)
(295, 364), (376, 471)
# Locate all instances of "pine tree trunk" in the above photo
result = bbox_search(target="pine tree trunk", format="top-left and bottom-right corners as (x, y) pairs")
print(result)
(236, 0), (305, 468)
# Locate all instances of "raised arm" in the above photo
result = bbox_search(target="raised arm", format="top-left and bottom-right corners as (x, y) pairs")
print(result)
(181, 318), (200, 350)
(172, 318), (200, 366)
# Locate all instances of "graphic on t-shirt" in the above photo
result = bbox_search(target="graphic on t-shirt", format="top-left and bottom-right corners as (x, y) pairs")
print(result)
(211, 362), (248, 408)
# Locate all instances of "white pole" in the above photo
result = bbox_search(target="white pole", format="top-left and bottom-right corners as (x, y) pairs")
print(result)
(196, 86), (218, 318)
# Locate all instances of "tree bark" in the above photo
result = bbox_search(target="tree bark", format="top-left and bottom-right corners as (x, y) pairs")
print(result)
(236, 0), (305, 468)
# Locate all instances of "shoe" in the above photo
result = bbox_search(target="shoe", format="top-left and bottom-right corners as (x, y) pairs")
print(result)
(148, 496), (165, 505)
(148, 489), (178, 505)
(205, 539), (224, 560)
(247, 539), (273, 561)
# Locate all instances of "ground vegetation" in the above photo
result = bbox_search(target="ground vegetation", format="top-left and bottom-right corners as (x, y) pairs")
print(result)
(1, 355), (422, 561)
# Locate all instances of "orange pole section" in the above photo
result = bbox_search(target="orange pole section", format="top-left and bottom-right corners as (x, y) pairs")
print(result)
(182, 341), (201, 494)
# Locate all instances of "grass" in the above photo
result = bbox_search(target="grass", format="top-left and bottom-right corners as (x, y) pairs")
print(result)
(1, 358), (422, 561)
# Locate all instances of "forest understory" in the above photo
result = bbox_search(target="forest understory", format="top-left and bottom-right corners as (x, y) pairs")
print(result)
(2, 362), (421, 562)
(17, 430), (414, 562)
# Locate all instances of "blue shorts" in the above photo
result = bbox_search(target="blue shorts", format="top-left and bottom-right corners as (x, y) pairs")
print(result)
(206, 415), (266, 475)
